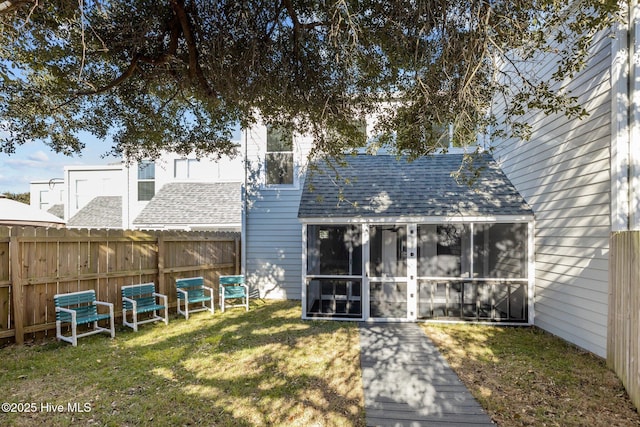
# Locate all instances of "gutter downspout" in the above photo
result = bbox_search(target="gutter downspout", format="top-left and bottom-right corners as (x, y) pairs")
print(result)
(630, 0), (640, 230)
(241, 128), (248, 276)
(611, 1), (639, 231)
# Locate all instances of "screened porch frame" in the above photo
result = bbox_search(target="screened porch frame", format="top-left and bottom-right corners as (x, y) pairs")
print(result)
(301, 215), (535, 325)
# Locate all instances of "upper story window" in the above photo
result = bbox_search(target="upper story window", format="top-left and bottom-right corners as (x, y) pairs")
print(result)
(137, 161), (155, 201)
(174, 158), (199, 179)
(266, 125), (294, 185)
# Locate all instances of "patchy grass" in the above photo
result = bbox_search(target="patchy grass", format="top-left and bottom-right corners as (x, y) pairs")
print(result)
(3, 305), (639, 427)
(421, 324), (640, 427)
(0, 301), (364, 426)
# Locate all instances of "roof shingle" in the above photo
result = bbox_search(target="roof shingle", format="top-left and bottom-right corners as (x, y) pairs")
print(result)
(298, 153), (532, 219)
(133, 182), (241, 226)
(67, 196), (122, 228)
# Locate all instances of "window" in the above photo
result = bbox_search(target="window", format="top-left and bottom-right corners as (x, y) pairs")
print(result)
(174, 158), (199, 179)
(417, 224), (471, 277)
(306, 225), (363, 318)
(137, 161), (155, 201)
(266, 125), (294, 185)
(307, 225), (362, 276)
(39, 190), (48, 210)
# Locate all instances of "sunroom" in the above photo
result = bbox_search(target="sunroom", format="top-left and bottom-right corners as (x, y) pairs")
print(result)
(298, 153), (535, 323)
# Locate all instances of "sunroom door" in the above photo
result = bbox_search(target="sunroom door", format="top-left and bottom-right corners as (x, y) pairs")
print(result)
(368, 225), (410, 319)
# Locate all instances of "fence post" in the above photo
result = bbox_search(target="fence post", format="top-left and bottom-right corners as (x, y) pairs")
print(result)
(9, 235), (24, 344)
(157, 234), (166, 296)
(235, 237), (240, 275)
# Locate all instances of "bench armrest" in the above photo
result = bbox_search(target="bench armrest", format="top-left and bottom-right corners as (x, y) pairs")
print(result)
(153, 292), (168, 306)
(55, 306), (77, 320)
(122, 296), (138, 308)
(94, 301), (114, 315)
(177, 288), (188, 298)
(203, 286), (214, 296)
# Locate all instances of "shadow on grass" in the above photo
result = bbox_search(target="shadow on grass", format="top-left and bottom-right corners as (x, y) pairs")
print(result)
(421, 324), (640, 427)
(0, 301), (365, 427)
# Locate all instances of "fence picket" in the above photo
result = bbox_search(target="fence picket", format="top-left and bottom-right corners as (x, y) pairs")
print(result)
(0, 226), (240, 344)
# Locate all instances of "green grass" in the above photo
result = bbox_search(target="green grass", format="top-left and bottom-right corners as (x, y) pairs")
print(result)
(0, 301), (364, 427)
(2, 305), (639, 427)
(421, 324), (640, 427)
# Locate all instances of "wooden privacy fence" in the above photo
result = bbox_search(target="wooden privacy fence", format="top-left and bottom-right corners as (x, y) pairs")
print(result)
(0, 226), (241, 344)
(608, 231), (640, 410)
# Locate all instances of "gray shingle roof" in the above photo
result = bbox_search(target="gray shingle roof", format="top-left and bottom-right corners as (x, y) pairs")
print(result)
(68, 196), (122, 228)
(298, 153), (532, 218)
(133, 182), (241, 226)
(47, 204), (64, 219)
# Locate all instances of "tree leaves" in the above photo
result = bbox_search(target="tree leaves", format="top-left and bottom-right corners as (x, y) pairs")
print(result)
(0, 0), (622, 159)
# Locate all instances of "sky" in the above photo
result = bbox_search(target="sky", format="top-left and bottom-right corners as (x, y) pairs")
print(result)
(0, 127), (243, 195)
(0, 133), (121, 194)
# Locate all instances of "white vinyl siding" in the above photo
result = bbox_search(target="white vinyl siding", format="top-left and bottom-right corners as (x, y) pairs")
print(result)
(243, 122), (313, 299)
(492, 31), (612, 357)
(245, 189), (305, 299)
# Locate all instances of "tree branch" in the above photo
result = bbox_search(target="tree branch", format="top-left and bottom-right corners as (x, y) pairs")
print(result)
(170, 0), (215, 97)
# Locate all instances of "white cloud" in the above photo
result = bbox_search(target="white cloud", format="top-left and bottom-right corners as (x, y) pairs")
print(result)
(28, 150), (50, 162)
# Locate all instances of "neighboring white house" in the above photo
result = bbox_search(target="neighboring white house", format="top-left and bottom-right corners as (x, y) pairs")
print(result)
(33, 151), (243, 231)
(64, 164), (125, 225)
(489, 6), (640, 358)
(29, 178), (64, 218)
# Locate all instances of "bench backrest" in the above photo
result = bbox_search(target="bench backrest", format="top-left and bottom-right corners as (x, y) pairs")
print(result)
(122, 283), (156, 299)
(219, 275), (245, 286)
(54, 290), (97, 308)
(219, 275), (246, 298)
(122, 283), (157, 310)
(176, 277), (205, 290)
(54, 290), (98, 322)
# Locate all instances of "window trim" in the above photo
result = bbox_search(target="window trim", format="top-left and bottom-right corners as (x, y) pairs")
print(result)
(264, 125), (296, 188)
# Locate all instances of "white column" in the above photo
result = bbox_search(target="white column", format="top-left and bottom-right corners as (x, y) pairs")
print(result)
(630, 0), (640, 229)
(611, 11), (630, 231)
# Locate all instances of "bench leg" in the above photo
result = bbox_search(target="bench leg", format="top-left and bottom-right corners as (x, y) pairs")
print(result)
(71, 321), (78, 347)
(177, 297), (189, 319)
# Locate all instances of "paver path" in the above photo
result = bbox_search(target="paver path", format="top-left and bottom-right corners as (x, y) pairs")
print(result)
(359, 323), (495, 427)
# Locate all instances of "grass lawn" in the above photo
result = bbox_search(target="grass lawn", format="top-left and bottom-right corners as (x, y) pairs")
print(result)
(2, 301), (639, 426)
(0, 301), (364, 426)
(421, 324), (640, 427)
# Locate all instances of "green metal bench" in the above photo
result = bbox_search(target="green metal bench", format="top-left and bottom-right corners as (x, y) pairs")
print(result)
(219, 275), (249, 312)
(121, 283), (168, 331)
(175, 276), (214, 319)
(54, 290), (115, 347)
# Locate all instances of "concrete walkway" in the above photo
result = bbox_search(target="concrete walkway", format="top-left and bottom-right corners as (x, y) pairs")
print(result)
(359, 323), (495, 427)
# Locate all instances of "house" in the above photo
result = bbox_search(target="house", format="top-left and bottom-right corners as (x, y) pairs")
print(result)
(133, 182), (241, 231)
(0, 194), (65, 227)
(34, 151), (243, 230)
(241, 121), (535, 323)
(64, 164), (124, 227)
(29, 178), (64, 218)
(298, 154), (534, 322)
(487, 6), (640, 359)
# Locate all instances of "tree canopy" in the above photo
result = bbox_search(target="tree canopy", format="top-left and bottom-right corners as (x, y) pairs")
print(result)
(0, 0), (622, 161)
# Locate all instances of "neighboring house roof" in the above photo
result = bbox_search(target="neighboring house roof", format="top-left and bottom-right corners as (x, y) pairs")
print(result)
(298, 153), (533, 219)
(47, 204), (64, 220)
(0, 195), (66, 227)
(133, 182), (241, 229)
(67, 196), (122, 228)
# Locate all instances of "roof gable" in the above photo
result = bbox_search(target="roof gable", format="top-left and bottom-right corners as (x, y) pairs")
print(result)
(298, 153), (532, 219)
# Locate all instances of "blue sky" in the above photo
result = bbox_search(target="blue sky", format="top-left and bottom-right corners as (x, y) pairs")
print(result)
(0, 127), (243, 195)
(0, 133), (121, 194)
